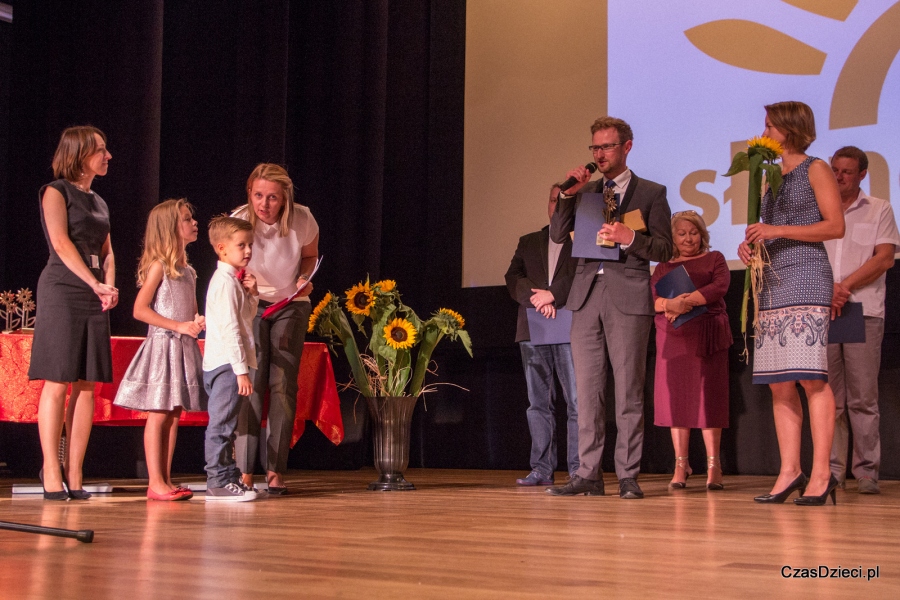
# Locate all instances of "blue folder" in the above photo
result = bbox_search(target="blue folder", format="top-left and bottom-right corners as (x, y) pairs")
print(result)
(828, 301), (865, 344)
(572, 193), (621, 260)
(654, 265), (707, 329)
(526, 307), (572, 345)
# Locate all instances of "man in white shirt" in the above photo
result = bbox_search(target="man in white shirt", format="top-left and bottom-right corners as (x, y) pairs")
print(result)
(203, 216), (261, 501)
(825, 146), (900, 494)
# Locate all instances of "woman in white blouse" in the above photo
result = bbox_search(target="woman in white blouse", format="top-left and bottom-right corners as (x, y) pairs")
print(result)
(233, 163), (319, 495)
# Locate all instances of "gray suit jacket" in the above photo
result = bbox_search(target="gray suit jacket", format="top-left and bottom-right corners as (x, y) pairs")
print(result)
(550, 173), (672, 316)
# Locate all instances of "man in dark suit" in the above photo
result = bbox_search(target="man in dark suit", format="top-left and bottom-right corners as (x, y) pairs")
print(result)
(505, 184), (579, 486)
(547, 116), (672, 499)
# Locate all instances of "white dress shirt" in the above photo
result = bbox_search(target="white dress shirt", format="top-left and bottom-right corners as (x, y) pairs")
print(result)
(203, 261), (259, 375)
(824, 191), (900, 318)
(232, 204), (319, 303)
(547, 237), (562, 286)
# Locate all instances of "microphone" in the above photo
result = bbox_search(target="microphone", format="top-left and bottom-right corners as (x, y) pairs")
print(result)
(559, 162), (598, 192)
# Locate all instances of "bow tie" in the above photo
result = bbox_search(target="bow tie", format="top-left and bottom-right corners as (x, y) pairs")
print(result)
(235, 269), (246, 281)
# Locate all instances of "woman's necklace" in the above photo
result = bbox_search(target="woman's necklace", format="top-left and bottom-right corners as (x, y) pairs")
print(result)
(72, 180), (91, 193)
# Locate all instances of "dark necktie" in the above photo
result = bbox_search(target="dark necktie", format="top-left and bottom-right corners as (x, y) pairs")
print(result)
(605, 178), (620, 206)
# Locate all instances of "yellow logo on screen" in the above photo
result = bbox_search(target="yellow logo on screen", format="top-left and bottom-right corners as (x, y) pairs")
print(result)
(685, 0), (899, 130)
(680, 0), (899, 224)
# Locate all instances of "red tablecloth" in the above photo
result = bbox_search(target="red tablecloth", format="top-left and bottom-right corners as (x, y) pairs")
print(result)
(0, 333), (343, 447)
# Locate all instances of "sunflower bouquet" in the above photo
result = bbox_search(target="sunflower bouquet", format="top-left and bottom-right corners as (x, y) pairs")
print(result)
(724, 135), (783, 359)
(308, 279), (472, 398)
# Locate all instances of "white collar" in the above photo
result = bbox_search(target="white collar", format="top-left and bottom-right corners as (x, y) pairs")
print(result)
(216, 261), (239, 275)
(605, 168), (632, 191)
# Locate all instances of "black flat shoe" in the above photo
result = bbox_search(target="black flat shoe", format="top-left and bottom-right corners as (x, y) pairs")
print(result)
(267, 486), (288, 496)
(794, 475), (839, 506)
(43, 488), (69, 501)
(68, 489), (92, 500)
(40, 467), (70, 500)
(754, 473), (808, 503)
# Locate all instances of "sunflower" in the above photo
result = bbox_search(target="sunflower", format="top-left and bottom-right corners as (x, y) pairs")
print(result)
(374, 279), (396, 293)
(345, 282), (375, 316)
(746, 136), (783, 157)
(308, 292), (333, 333)
(384, 318), (417, 350)
(437, 308), (465, 328)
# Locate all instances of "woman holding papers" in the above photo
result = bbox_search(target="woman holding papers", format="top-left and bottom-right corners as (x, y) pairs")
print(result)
(651, 211), (731, 490)
(232, 163), (320, 495)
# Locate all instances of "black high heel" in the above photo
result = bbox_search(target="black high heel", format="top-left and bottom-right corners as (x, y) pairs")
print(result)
(794, 475), (839, 506)
(753, 472), (808, 503)
(39, 467), (69, 500)
(62, 467), (92, 500)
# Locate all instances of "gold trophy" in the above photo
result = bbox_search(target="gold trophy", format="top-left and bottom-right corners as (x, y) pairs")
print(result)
(597, 184), (618, 247)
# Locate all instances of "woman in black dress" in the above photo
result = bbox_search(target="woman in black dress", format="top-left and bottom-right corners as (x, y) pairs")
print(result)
(29, 126), (118, 500)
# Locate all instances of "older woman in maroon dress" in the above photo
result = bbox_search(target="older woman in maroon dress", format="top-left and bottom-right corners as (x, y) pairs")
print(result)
(651, 211), (732, 490)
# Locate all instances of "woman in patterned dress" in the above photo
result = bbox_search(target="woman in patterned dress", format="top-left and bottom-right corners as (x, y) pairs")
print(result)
(739, 102), (844, 505)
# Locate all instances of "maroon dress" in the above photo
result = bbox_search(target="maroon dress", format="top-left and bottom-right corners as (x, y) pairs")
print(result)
(651, 251), (732, 428)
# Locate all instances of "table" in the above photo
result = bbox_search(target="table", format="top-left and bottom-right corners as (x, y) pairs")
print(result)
(0, 333), (343, 446)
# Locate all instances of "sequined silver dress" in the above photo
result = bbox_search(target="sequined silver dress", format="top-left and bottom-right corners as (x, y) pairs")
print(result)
(114, 265), (207, 412)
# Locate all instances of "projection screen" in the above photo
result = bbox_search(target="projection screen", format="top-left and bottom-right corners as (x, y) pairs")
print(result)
(464, 0), (900, 286)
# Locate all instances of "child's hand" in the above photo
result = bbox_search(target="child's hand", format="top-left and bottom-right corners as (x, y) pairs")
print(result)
(194, 313), (206, 330)
(175, 320), (203, 338)
(237, 374), (253, 396)
(241, 273), (259, 297)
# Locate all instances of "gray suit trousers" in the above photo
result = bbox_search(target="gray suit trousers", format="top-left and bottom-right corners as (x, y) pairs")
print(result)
(571, 274), (651, 481)
(828, 316), (883, 481)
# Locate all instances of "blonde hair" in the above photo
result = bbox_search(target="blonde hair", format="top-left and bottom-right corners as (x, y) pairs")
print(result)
(51, 126), (107, 181)
(671, 211), (711, 258)
(241, 163), (295, 237)
(137, 199), (194, 286)
(208, 215), (253, 249)
(765, 101), (816, 152)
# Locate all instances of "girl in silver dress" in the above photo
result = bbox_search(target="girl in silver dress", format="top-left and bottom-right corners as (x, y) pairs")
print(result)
(114, 199), (207, 501)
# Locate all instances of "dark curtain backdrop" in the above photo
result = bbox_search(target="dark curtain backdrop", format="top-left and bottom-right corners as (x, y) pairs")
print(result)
(1, 1), (898, 480)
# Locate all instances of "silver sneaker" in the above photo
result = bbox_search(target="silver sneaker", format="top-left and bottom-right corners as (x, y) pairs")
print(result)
(206, 482), (258, 502)
(237, 479), (267, 498)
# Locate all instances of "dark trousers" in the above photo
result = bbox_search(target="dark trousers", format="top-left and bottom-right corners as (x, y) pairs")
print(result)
(236, 301), (311, 475)
(519, 341), (579, 477)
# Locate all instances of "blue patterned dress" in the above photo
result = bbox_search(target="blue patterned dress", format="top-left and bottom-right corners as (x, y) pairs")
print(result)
(754, 156), (833, 383)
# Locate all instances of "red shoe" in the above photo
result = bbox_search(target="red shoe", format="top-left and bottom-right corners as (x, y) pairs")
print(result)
(174, 486), (194, 500)
(147, 487), (184, 501)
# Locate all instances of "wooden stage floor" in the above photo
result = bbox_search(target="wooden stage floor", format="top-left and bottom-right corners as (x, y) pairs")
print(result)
(1, 469), (898, 599)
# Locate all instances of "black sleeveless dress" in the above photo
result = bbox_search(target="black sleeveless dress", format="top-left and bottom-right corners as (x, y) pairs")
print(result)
(28, 179), (113, 383)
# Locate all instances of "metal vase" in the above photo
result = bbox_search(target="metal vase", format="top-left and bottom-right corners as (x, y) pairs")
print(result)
(366, 395), (417, 491)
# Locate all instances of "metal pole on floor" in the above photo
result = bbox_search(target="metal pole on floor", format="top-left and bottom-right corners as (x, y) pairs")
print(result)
(0, 521), (94, 543)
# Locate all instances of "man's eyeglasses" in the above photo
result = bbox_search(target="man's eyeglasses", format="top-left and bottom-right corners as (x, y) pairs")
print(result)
(588, 142), (624, 153)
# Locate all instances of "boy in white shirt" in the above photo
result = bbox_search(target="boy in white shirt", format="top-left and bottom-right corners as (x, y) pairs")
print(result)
(203, 216), (261, 501)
